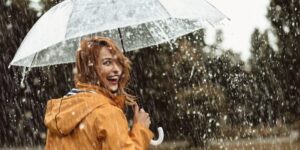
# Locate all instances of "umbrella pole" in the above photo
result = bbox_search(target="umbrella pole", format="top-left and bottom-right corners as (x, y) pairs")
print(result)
(118, 28), (126, 53)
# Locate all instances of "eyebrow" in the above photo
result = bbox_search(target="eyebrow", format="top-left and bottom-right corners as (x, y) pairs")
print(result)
(101, 58), (112, 62)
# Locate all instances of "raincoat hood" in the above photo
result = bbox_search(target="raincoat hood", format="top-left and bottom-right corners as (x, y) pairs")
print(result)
(44, 82), (125, 135)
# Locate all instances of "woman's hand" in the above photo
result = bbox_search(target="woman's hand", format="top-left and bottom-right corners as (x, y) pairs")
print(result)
(133, 104), (151, 128)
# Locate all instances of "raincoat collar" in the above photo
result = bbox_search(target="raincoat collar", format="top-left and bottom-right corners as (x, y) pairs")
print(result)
(75, 82), (126, 110)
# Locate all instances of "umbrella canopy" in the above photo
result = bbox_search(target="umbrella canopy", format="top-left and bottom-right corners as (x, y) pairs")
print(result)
(10, 0), (228, 67)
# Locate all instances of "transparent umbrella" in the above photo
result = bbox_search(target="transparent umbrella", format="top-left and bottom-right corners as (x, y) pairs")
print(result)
(9, 0), (228, 68)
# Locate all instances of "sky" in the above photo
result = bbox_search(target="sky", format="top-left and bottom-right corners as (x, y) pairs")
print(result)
(205, 0), (271, 61)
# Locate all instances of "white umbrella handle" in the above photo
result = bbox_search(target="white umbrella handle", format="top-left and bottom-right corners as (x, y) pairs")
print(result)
(150, 127), (164, 145)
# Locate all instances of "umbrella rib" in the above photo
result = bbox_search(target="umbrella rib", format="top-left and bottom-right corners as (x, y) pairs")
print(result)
(156, 0), (172, 17)
(152, 21), (171, 43)
(143, 22), (160, 46)
(29, 53), (37, 68)
(203, 0), (230, 21)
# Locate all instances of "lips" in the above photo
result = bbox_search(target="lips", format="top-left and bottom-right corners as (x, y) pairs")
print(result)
(107, 75), (119, 85)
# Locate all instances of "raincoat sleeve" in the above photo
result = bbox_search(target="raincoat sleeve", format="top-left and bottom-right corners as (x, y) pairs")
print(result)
(95, 106), (154, 150)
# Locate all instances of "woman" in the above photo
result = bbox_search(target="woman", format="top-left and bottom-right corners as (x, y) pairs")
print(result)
(44, 36), (154, 149)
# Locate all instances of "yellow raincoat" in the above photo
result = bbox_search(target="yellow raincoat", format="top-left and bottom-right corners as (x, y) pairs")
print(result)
(44, 82), (154, 150)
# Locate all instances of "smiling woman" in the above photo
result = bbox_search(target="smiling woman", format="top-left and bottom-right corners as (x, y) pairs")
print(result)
(75, 37), (134, 102)
(97, 47), (123, 93)
(43, 36), (153, 150)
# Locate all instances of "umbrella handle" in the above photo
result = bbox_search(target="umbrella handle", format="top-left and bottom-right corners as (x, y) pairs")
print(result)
(150, 127), (164, 146)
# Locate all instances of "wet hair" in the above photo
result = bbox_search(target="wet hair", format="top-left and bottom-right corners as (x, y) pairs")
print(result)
(75, 36), (136, 105)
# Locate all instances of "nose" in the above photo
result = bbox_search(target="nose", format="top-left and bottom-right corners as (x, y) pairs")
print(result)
(112, 62), (122, 74)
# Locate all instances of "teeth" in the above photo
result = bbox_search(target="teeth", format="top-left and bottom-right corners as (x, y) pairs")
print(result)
(108, 76), (119, 80)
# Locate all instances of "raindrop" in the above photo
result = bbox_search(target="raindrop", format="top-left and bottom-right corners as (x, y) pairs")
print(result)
(5, 0), (12, 6)
(186, 110), (190, 115)
(126, 32), (132, 37)
(223, 115), (228, 121)
(33, 78), (41, 85)
(40, 132), (46, 139)
(235, 136), (239, 140)
(6, 24), (13, 30)
(73, 68), (78, 74)
(25, 111), (33, 119)
(275, 5), (282, 11)
(79, 123), (85, 130)
(283, 26), (290, 33)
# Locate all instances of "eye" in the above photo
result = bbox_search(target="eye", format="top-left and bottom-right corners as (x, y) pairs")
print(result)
(103, 60), (112, 65)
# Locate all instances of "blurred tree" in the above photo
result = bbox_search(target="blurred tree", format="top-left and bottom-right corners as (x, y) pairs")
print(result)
(243, 0), (300, 133)
(171, 31), (225, 146)
(0, 0), (39, 146)
(0, 0), (72, 147)
(266, 0), (300, 122)
(249, 28), (284, 126)
(128, 30), (231, 147)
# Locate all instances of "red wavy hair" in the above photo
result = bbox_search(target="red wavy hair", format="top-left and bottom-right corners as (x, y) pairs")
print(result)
(75, 36), (135, 105)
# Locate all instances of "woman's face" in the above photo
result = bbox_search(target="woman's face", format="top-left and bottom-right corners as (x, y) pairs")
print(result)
(97, 47), (123, 93)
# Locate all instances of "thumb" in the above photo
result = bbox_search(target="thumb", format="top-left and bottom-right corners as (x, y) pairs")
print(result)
(133, 104), (139, 114)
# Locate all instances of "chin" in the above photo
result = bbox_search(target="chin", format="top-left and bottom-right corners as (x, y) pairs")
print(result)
(109, 87), (118, 93)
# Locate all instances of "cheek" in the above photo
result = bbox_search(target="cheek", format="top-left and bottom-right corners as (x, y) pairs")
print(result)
(99, 72), (106, 82)
(96, 67), (108, 82)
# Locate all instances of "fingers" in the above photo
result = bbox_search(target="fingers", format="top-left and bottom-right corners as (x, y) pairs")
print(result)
(132, 105), (152, 128)
(145, 112), (149, 118)
(134, 105), (150, 119)
(147, 117), (151, 126)
(140, 108), (150, 118)
(134, 105), (147, 114)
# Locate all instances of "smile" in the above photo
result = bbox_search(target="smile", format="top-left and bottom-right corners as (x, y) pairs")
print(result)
(107, 75), (119, 85)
